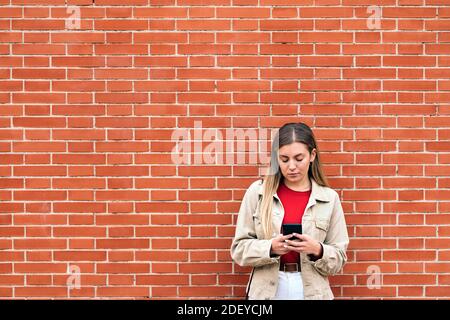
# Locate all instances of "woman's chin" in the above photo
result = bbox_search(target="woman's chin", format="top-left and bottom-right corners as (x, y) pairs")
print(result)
(286, 174), (302, 181)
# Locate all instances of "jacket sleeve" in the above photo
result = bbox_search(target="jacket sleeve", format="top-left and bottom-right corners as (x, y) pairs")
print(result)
(230, 180), (280, 267)
(307, 191), (349, 276)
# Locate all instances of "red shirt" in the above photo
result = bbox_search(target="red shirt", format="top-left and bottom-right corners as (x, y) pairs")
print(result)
(277, 180), (312, 264)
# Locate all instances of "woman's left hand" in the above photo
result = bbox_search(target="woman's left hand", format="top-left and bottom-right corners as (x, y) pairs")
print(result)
(283, 233), (322, 257)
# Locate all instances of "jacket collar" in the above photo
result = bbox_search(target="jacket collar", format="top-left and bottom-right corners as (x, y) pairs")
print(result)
(257, 177), (330, 203)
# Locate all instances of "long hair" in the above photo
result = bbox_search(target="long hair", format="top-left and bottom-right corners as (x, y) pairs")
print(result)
(259, 122), (329, 239)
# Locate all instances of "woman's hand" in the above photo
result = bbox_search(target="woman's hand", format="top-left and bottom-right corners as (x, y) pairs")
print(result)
(283, 233), (323, 258)
(270, 234), (292, 256)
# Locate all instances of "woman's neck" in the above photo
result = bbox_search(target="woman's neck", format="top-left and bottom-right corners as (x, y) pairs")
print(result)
(283, 177), (311, 192)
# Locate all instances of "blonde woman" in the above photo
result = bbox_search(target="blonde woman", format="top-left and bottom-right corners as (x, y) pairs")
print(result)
(230, 122), (349, 300)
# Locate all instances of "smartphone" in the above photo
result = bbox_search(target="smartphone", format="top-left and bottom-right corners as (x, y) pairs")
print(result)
(282, 223), (302, 240)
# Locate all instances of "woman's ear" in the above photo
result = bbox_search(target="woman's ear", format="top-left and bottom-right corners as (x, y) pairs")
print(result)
(310, 148), (317, 162)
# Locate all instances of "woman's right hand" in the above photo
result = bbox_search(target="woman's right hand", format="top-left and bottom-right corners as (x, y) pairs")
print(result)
(270, 234), (293, 256)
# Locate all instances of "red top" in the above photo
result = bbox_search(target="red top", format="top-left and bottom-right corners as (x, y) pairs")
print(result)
(277, 180), (312, 265)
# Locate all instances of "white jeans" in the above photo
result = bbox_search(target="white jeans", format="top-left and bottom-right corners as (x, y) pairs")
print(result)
(273, 271), (304, 300)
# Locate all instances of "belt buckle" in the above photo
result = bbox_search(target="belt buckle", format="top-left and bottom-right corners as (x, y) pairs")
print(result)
(283, 262), (299, 272)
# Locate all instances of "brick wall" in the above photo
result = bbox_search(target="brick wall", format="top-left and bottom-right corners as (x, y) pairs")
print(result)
(0, 0), (449, 299)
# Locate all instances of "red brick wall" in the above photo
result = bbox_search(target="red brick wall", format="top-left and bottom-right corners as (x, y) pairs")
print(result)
(0, 0), (449, 299)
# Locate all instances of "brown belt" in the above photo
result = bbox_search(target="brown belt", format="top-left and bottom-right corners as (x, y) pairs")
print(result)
(279, 262), (301, 272)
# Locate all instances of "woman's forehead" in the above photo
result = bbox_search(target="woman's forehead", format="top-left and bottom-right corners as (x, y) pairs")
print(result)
(278, 143), (309, 156)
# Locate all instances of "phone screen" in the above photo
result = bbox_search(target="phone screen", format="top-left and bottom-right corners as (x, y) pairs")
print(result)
(282, 224), (302, 240)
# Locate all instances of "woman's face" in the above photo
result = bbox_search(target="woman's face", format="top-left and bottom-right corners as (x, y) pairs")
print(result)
(277, 142), (316, 184)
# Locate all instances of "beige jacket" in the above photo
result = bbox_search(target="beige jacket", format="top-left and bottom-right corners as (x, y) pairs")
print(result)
(230, 177), (349, 300)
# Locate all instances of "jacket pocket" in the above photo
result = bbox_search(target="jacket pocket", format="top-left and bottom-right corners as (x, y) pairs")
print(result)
(314, 219), (329, 242)
(315, 219), (329, 231)
(252, 211), (264, 239)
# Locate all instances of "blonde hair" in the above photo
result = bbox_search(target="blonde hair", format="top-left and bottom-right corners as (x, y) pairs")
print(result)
(259, 123), (329, 239)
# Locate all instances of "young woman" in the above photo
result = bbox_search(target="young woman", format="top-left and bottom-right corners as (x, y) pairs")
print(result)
(230, 122), (349, 300)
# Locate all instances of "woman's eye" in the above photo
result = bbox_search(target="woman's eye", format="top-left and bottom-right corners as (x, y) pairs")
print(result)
(281, 159), (303, 163)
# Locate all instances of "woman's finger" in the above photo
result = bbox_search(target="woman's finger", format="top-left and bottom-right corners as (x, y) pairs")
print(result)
(284, 245), (302, 252)
(293, 233), (308, 241)
(285, 239), (302, 247)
